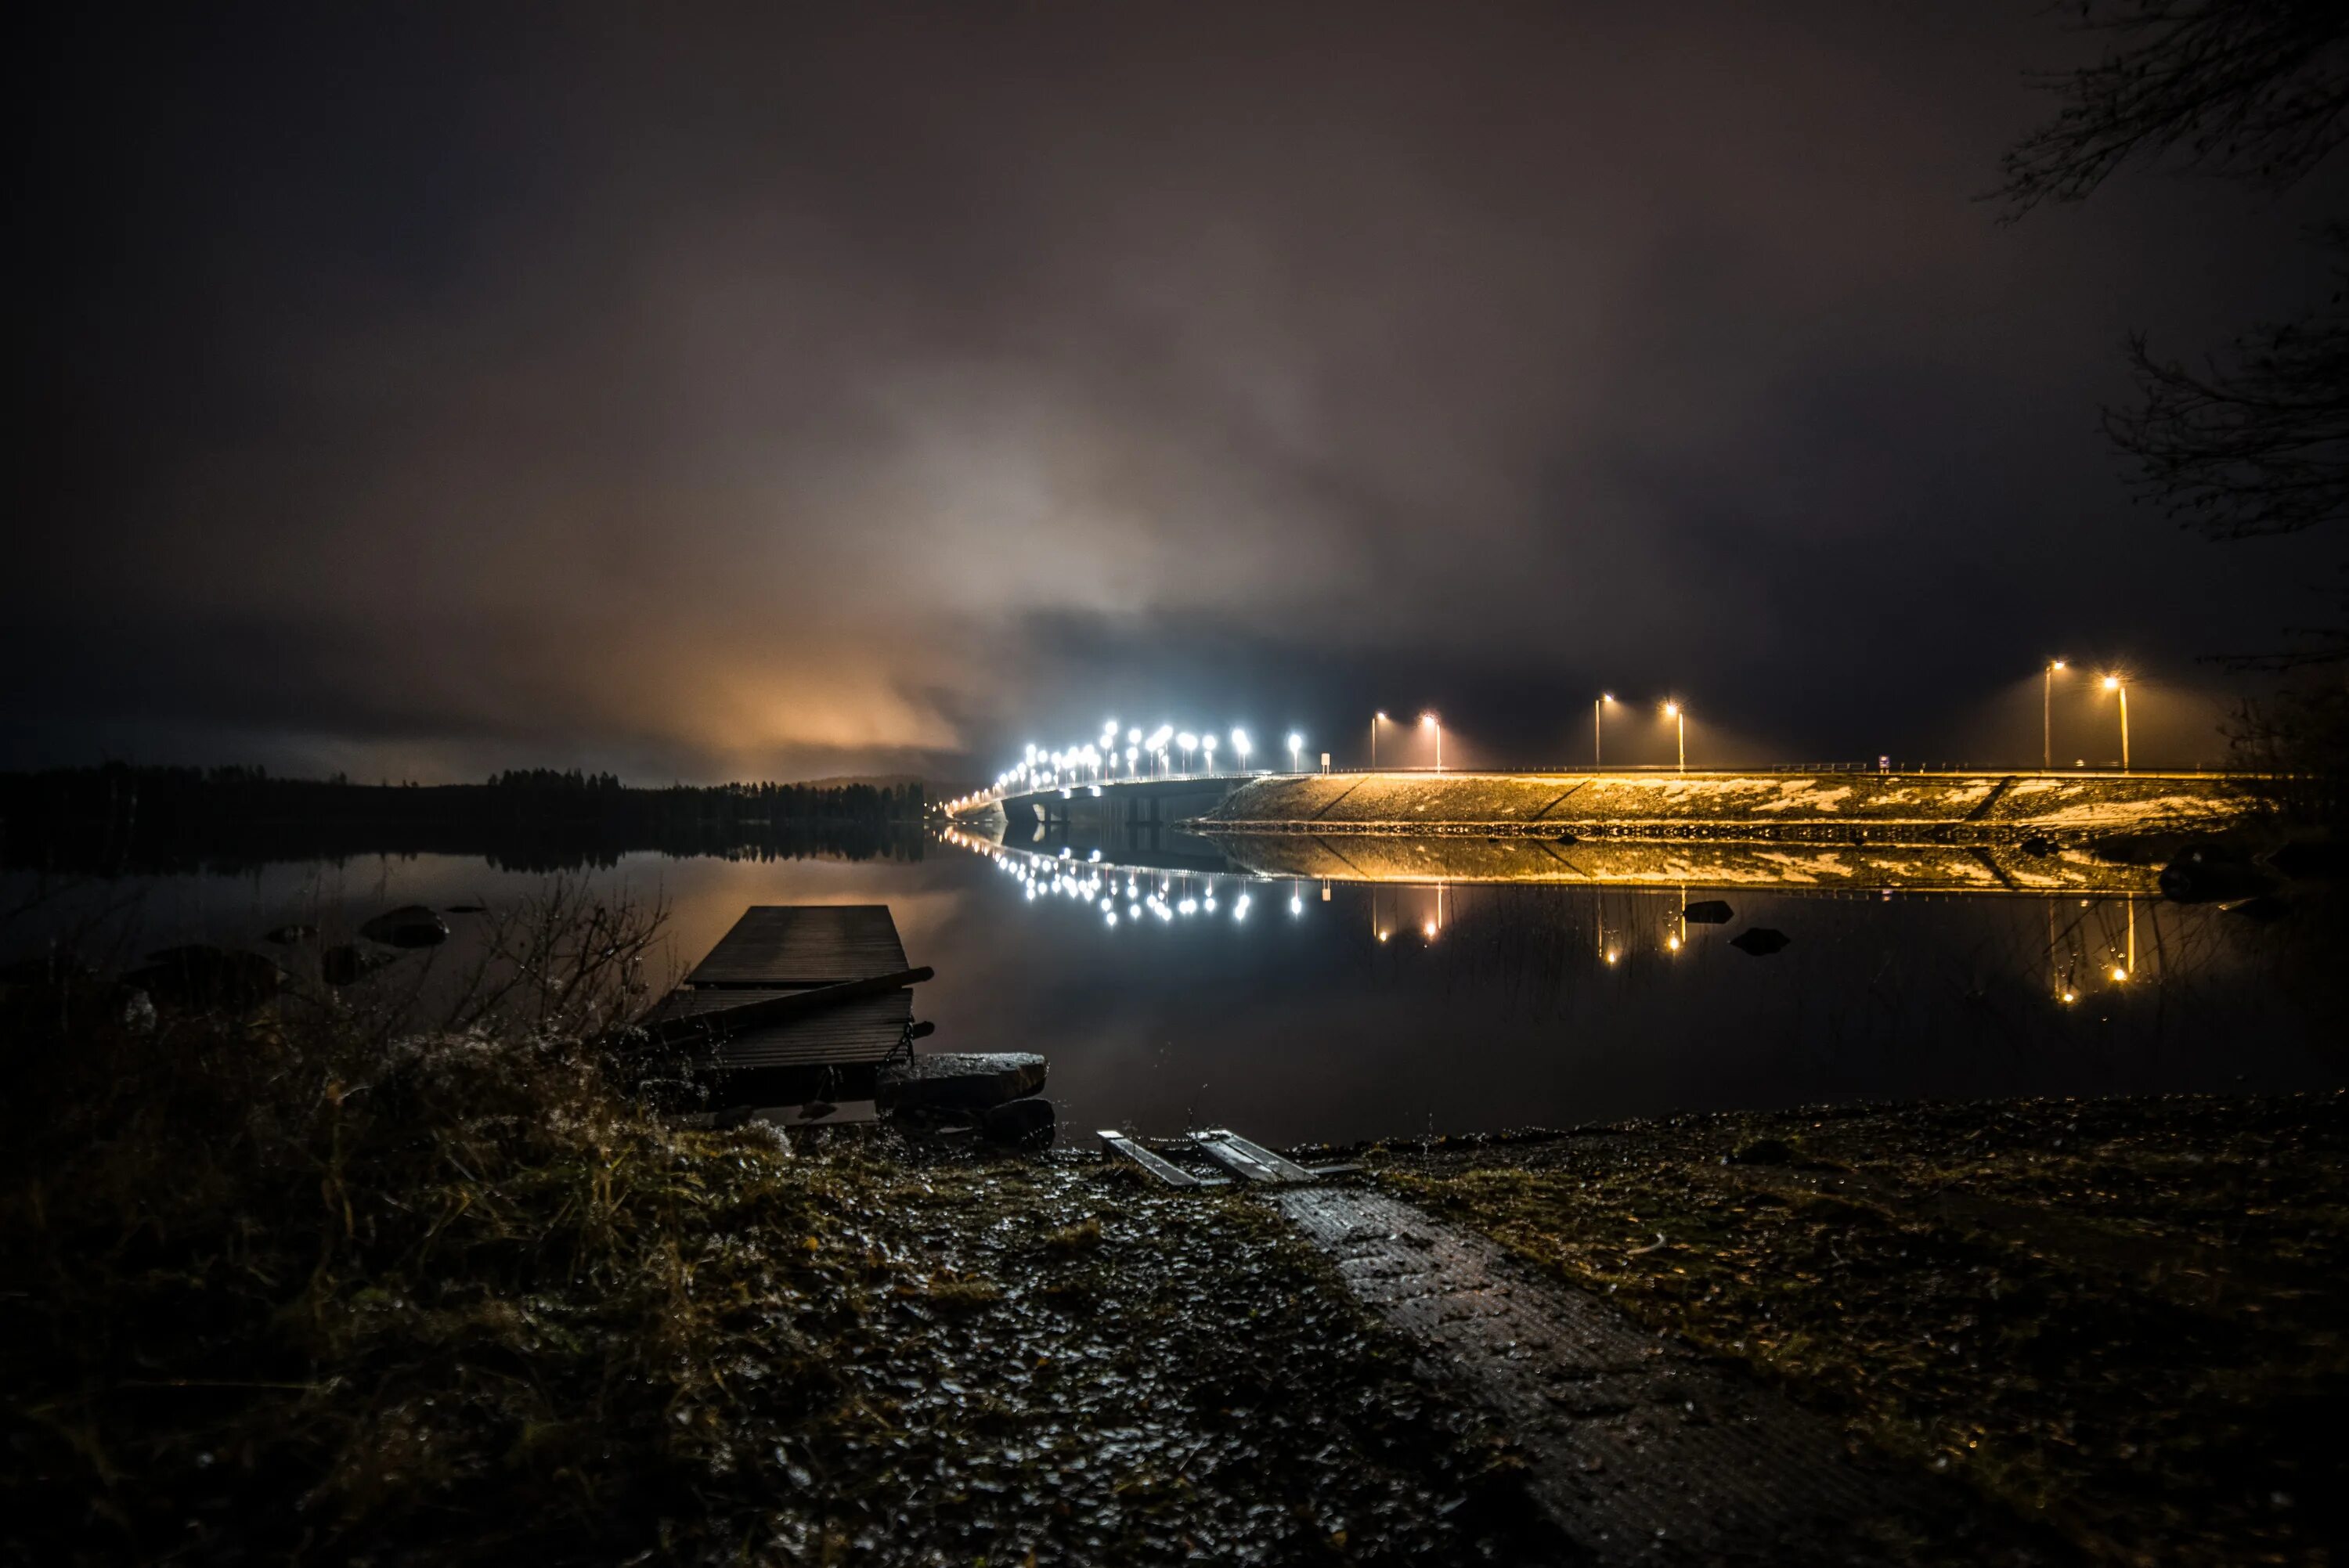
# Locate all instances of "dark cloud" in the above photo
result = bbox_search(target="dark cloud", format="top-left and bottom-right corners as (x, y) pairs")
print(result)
(16, 2), (2344, 779)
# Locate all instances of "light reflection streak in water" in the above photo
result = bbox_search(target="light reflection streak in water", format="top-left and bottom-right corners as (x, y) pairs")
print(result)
(937, 823), (2182, 1015)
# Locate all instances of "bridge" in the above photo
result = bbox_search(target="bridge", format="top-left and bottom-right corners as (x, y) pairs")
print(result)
(965, 771), (1260, 833)
(949, 766), (2258, 846)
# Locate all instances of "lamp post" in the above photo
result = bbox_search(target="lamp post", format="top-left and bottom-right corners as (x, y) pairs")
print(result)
(2043, 660), (2065, 770)
(1594, 693), (1615, 767)
(1232, 730), (1251, 770)
(1178, 732), (1196, 775)
(1201, 734), (1217, 773)
(1286, 732), (1303, 772)
(1421, 712), (1442, 774)
(1372, 712), (1387, 771)
(1663, 701), (1685, 773)
(2103, 675), (2129, 771)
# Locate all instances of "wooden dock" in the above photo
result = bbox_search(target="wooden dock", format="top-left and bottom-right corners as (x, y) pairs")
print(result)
(646, 905), (930, 1114)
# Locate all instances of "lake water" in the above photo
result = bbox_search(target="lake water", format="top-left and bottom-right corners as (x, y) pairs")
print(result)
(7, 824), (2337, 1146)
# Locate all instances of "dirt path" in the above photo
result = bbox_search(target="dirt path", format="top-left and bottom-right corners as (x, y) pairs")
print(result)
(1277, 1185), (2051, 1566)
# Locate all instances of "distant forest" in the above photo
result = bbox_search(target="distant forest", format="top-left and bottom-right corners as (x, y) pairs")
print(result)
(0, 765), (930, 875)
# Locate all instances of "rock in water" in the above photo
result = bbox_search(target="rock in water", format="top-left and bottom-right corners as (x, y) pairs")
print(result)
(981, 1096), (1055, 1150)
(1683, 899), (1734, 925)
(878, 1051), (1048, 1112)
(2019, 835), (2059, 858)
(1729, 927), (1791, 956)
(321, 943), (399, 986)
(359, 904), (450, 948)
(2158, 842), (2278, 905)
(264, 923), (316, 946)
(126, 946), (285, 1013)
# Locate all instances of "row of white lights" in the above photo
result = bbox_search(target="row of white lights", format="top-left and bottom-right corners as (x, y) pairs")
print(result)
(948, 719), (1311, 809)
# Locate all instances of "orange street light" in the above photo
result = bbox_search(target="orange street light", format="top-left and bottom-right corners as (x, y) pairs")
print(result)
(1421, 712), (1442, 773)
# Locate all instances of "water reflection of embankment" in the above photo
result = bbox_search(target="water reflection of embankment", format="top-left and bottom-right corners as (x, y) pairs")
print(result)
(1200, 833), (2158, 896)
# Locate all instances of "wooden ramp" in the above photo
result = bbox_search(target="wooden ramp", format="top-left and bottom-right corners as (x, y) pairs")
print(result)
(647, 906), (925, 1095)
(1096, 1127), (1359, 1188)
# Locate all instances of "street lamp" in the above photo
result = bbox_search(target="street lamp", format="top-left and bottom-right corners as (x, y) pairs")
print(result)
(1372, 711), (1388, 770)
(1231, 729), (1252, 769)
(1178, 732), (1197, 773)
(1421, 712), (1442, 774)
(1594, 693), (1615, 768)
(2043, 661), (2066, 771)
(2102, 674), (2129, 771)
(1201, 733), (1218, 772)
(1662, 701), (1685, 773)
(1286, 731), (1304, 771)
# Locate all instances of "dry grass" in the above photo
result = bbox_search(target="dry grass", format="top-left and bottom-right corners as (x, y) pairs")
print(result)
(1, 888), (1558, 1566)
(1376, 1094), (2349, 1567)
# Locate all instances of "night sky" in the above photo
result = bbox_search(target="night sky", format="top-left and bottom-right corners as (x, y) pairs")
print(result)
(19, 3), (2347, 781)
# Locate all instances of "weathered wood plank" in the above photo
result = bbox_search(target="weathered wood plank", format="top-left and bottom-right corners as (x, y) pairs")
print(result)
(1099, 1129), (1210, 1188)
(1193, 1128), (1319, 1183)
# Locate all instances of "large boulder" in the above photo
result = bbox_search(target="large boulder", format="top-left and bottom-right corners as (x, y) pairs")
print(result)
(359, 905), (449, 949)
(878, 1051), (1048, 1112)
(1682, 899), (1734, 925)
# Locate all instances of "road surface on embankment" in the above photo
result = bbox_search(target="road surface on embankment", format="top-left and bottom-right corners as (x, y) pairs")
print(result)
(1194, 770), (2255, 846)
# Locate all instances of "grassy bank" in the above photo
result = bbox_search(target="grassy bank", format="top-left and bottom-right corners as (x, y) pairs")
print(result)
(1369, 1094), (2348, 1566)
(0, 902), (1554, 1566)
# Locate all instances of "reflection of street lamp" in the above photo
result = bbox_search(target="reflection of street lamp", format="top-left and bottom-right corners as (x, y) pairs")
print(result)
(2102, 675), (2129, 771)
(1594, 693), (1615, 767)
(1201, 734), (1217, 772)
(1232, 730), (1252, 769)
(1178, 732), (1197, 773)
(1372, 712), (1387, 770)
(1421, 712), (1442, 774)
(2043, 660), (2066, 770)
(1663, 701), (1685, 773)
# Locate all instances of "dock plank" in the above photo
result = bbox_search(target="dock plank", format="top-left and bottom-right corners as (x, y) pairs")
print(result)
(1193, 1128), (1320, 1184)
(1099, 1130), (1214, 1188)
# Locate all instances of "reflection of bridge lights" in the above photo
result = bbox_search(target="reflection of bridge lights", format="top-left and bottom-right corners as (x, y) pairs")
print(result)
(1129, 903), (1142, 919)
(1605, 949), (1620, 964)
(1423, 920), (1437, 939)
(1666, 935), (1681, 951)
(2110, 966), (2129, 982)
(1233, 894), (1250, 921)
(1290, 895), (1304, 915)
(2062, 990), (2078, 1004)
(1203, 896), (1217, 912)
(1106, 912), (1117, 926)
(1377, 929), (1391, 942)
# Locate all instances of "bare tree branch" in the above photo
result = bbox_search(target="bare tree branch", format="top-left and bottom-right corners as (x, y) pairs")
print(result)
(2109, 229), (2349, 537)
(2000, 0), (2349, 216)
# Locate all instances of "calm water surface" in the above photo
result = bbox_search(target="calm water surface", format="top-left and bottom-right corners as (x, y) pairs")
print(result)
(8, 827), (2338, 1145)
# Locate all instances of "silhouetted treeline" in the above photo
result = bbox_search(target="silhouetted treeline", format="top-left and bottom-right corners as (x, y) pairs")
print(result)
(0, 765), (929, 876)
